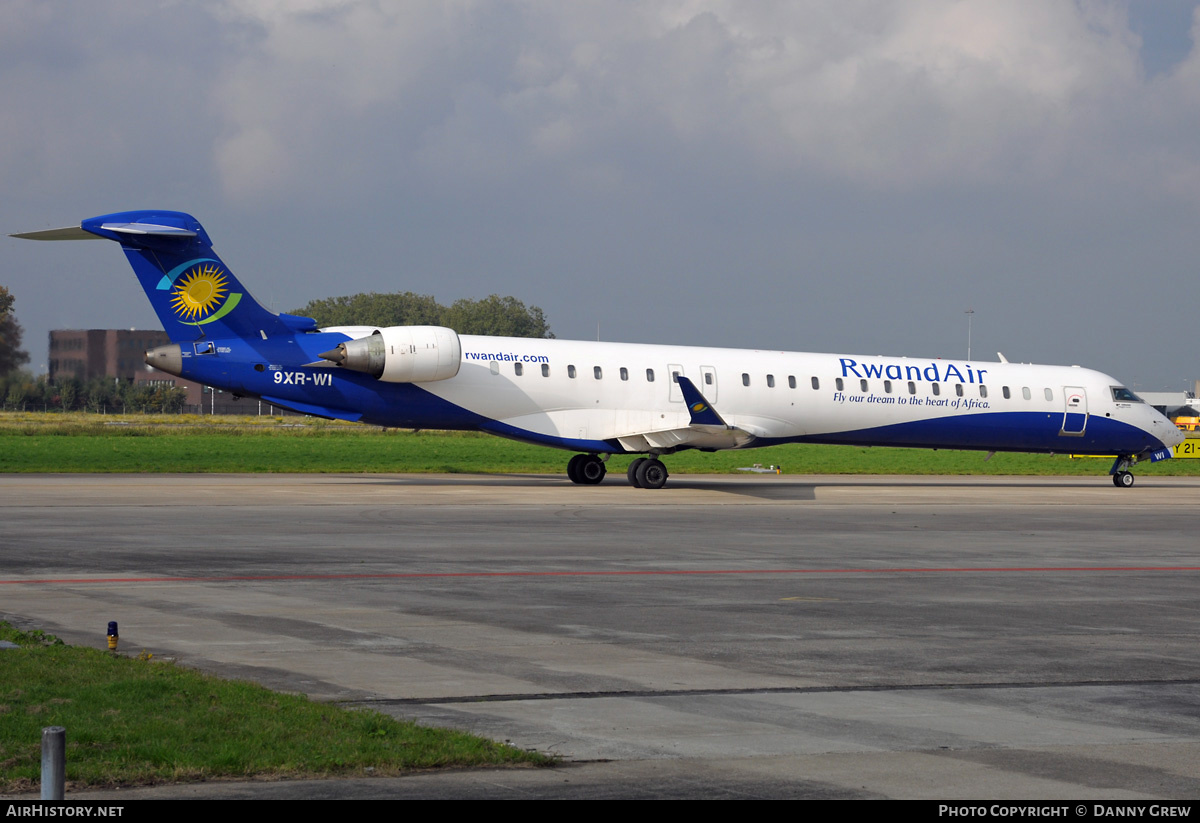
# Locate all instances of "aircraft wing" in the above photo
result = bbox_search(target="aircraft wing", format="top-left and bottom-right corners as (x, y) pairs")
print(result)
(614, 425), (755, 452)
(614, 376), (756, 451)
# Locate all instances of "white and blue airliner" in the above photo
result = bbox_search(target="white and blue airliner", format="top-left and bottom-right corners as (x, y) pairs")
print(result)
(15, 210), (1183, 488)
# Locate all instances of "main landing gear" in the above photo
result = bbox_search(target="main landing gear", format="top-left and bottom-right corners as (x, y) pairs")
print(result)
(565, 454), (669, 489)
(626, 457), (668, 489)
(1111, 455), (1136, 488)
(566, 453), (607, 485)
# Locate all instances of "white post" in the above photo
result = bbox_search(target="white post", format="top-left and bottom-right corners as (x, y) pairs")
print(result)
(41, 726), (65, 800)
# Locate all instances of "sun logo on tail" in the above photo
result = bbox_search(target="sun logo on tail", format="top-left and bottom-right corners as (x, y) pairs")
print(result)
(170, 264), (229, 320)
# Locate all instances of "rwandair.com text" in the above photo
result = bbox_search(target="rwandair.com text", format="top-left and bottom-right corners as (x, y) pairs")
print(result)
(464, 352), (549, 363)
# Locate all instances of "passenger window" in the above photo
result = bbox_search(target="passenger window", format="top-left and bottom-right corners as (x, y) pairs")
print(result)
(860, 379), (868, 392)
(788, 376), (796, 389)
(980, 385), (989, 398)
(1022, 387), (1031, 400)
(955, 384), (964, 397)
(646, 369), (655, 382)
(514, 362), (523, 376)
(932, 383), (940, 396)
(489, 361), (499, 375)
(541, 363), (550, 378)
(742, 373), (750, 387)
(594, 366), (603, 380)
(1002, 386), (1010, 399)
(812, 377), (820, 390)
(704, 373), (713, 385)
(620, 367), (628, 381)
(1045, 388), (1053, 401)
(767, 374), (775, 388)
(568, 365), (576, 379)
(907, 381), (916, 395)
(883, 380), (892, 393)
(835, 378), (843, 391)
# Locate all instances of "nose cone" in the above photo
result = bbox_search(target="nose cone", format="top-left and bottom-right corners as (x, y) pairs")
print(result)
(1145, 405), (1187, 449)
(1163, 421), (1187, 449)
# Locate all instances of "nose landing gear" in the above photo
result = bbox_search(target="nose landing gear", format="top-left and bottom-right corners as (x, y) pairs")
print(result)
(1110, 455), (1137, 488)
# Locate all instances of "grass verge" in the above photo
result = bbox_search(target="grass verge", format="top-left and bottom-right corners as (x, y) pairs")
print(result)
(0, 621), (549, 793)
(1, 411), (1198, 476)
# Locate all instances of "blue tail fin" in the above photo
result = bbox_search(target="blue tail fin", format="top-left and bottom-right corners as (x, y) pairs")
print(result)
(80, 210), (316, 343)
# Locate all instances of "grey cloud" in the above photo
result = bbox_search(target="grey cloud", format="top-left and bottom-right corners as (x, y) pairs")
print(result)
(3, 1), (1199, 390)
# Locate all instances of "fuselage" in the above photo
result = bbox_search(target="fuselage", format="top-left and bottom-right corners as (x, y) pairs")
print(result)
(175, 329), (1183, 459)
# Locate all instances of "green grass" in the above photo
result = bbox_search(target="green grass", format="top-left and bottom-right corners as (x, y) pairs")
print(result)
(1, 411), (1197, 476)
(0, 622), (549, 793)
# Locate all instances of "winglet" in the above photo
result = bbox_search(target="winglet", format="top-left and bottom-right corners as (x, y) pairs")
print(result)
(676, 376), (728, 427)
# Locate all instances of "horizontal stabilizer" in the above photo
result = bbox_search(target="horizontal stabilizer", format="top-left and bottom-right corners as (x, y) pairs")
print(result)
(11, 221), (198, 241)
(10, 226), (101, 241)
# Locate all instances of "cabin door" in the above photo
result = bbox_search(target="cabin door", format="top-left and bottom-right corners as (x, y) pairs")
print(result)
(668, 364), (685, 403)
(1061, 387), (1088, 436)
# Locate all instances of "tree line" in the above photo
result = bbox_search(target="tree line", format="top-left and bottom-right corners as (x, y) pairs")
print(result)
(290, 292), (554, 339)
(1, 372), (188, 413)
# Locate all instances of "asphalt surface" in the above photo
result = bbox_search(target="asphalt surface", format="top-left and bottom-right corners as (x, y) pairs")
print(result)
(2, 473), (1199, 799)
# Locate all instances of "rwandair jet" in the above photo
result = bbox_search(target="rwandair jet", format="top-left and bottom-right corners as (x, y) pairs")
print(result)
(14, 210), (1183, 488)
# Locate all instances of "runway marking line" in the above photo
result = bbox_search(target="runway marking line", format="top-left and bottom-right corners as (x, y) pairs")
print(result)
(4, 566), (1200, 585)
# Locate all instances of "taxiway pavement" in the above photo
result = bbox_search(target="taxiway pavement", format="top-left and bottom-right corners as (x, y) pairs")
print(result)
(3, 473), (1199, 799)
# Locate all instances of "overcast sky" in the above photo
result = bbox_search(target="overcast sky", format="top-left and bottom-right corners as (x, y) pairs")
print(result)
(3, 1), (1199, 390)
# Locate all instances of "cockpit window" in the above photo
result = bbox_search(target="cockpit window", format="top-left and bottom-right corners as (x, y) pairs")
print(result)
(1111, 387), (1142, 403)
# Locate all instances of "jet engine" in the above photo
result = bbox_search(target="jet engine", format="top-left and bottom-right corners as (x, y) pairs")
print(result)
(319, 326), (462, 383)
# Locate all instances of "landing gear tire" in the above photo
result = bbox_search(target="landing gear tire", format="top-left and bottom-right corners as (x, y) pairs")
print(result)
(567, 453), (606, 485)
(627, 458), (646, 488)
(579, 454), (606, 485)
(1113, 471), (1134, 488)
(635, 458), (668, 490)
(567, 454), (586, 484)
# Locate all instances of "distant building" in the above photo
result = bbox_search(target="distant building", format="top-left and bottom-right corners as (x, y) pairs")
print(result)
(48, 329), (204, 405)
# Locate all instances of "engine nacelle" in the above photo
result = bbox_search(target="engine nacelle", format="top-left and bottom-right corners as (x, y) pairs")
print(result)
(319, 325), (462, 383)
